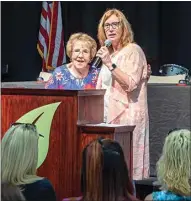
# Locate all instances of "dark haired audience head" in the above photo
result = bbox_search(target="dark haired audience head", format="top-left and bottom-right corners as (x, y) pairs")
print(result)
(1, 182), (26, 201)
(81, 138), (135, 201)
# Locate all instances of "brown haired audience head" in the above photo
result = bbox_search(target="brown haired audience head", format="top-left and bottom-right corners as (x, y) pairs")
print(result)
(98, 9), (134, 49)
(81, 138), (136, 201)
(66, 33), (97, 71)
(1, 182), (26, 201)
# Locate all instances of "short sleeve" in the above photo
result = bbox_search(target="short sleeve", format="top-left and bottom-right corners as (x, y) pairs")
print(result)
(45, 67), (63, 89)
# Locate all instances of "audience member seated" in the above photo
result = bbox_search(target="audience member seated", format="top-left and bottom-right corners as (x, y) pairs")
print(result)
(145, 128), (191, 201)
(1, 123), (57, 201)
(1, 182), (26, 201)
(63, 138), (140, 201)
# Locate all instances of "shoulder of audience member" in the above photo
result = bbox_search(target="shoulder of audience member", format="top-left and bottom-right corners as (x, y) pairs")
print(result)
(33, 178), (56, 200)
(35, 178), (54, 189)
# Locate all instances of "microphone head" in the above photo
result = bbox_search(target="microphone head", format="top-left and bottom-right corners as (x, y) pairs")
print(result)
(104, 39), (112, 47)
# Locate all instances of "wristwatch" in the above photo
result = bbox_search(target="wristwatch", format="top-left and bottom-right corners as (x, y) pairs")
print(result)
(110, 63), (117, 72)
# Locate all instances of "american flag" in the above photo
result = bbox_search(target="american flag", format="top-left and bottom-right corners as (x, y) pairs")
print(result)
(37, 1), (66, 72)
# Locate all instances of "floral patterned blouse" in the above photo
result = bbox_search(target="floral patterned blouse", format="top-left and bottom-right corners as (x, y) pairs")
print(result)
(45, 65), (100, 90)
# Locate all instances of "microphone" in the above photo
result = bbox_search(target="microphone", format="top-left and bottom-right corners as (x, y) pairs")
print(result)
(92, 39), (112, 68)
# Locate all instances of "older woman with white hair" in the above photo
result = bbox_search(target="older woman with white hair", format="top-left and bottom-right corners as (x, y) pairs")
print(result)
(45, 32), (99, 90)
(1, 123), (56, 201)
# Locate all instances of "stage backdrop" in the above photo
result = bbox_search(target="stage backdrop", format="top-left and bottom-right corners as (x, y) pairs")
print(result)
(1, 1), (191, 81)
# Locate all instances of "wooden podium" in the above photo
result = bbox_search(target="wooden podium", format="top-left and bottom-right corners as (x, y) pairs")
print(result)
(2, 87), (134, 201)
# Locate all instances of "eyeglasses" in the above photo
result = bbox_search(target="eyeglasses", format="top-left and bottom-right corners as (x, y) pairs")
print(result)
(103, 21), (121, 31)
(11, 122), (44, 138)
(72, 49), (90, 55)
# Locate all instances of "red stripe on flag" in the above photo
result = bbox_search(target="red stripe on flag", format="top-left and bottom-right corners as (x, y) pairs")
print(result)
(39, 26), (49, 48)
(57, 29), (64, 66)
(47, 1), (58, 67)
(38, 40), (44, 55)
(47, 3), (52, 22)
(42, 7), (47, 20)
(37, 1), (66, 72)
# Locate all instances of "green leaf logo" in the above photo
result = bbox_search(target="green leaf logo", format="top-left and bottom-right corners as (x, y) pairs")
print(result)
(16, 102), (61, 168)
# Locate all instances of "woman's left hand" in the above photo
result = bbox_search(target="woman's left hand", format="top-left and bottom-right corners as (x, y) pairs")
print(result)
(96, 46), (112, 68)
(147, 64), (152, 80)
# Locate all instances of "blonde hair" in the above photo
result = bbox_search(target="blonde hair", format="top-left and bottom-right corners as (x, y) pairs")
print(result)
(157, 129), (191, 196)
(66, 32), (97, 60)
(98, 8), (134, 47)
(1, 182), (26, 201)
(1, 124), (43, 185)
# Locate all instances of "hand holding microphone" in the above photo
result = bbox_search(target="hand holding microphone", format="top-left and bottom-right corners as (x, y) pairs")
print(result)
(92, 39), (112, 68)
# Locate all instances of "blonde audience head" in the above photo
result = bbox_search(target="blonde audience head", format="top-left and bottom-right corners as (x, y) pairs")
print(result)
(1, 123), (43, 185)
(157, 128), (191, 196)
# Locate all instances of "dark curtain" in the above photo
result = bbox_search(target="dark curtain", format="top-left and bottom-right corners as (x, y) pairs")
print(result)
(1, 2), (42, 81)
(2, 1), (191, 81)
